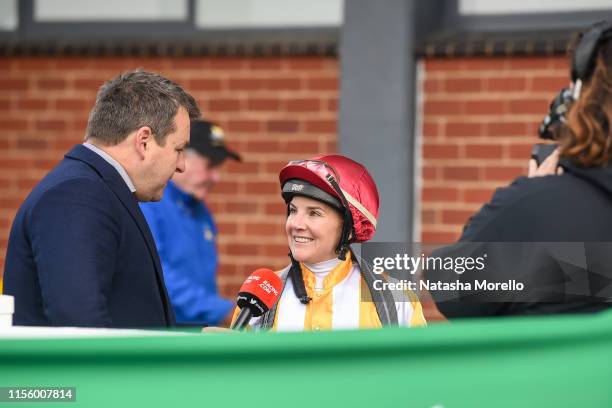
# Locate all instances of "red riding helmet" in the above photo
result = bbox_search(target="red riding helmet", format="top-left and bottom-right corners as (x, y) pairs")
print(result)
(279, 155), (379, 244)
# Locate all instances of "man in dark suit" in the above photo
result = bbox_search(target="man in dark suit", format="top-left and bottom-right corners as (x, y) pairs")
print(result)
(3, 70), (200, 328)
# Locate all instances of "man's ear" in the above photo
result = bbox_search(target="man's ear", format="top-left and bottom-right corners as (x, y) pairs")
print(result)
(134, 126), (153, 160)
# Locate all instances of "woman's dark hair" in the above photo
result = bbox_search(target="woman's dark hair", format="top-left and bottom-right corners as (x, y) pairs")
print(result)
(559, 34), (612, 167)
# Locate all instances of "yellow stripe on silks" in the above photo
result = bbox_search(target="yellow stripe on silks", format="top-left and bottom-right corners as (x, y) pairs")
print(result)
(359, 276), (383, 329)
(240, 261), (427, 331)
(301, 258), (352, 331)
(410, 300), (427, 327)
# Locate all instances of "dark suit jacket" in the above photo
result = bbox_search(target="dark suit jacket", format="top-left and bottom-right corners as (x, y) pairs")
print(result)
(3, 145), (174, 327)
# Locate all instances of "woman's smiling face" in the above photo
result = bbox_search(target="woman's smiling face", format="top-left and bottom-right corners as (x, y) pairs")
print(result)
(286, 195), (343, 264)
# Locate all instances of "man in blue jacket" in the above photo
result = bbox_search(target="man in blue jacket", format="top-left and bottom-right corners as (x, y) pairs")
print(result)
(3, 70), (200, 328)
(141, 121), (241, 326)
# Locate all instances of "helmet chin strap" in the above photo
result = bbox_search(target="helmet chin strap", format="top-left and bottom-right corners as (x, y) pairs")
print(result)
(324, 173), (354, 261)
(288, 252), (312, 304)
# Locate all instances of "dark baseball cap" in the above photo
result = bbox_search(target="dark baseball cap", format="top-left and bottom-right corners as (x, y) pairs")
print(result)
(188, 120), (241, 163)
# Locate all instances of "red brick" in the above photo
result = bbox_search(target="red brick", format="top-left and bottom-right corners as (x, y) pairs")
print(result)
(89, 58), (132, 70)
(55, 98), (88, 111)
(0, 119), (28, 131)
(228, 78), (264, 91)
(422, 122), (439, 138)
(324, 140), (336, 153)
(33, 159), (60, 169)
(445, 122), (483, 138)
(0, 199), (22, 208)
(226, 244), (261, 256)
(508, 99), (549, 115)
(508, 144), (534, 159)
(37, 79), (67, 90)
(461, 58), (507, 71)
(248, 59), (283, 70)
(508, 58), (551, 70)
(424, 100), (462, 116)
(0, 79), (28, 90)
(421, 231), (459, 243)
(464, 144), (503, 159)
(465, 100), (505, 115)
(421, 209), (437, 224)
(306, 77), (338, 91)
(284, 141), (319, 153)
(486, 122), (528, 136)
(265, 78), (302, 90)
(74, 79), (104, 90)
(441, 210), (475, 225)
(551, 58), (570, 70)
(226, 202), (259, 214)
(304, 120), (335, 133)
(169, 58), (205, 69)
(423, 79), (441, 93)
(422, 166), (439, 181)
(16, 139), (48, 150)
(326, 98), (338, 112)
(211, 181), (239, 194)
(287, 58), (325, 70)
(463, 188), (494, 203)
(216, 222), (238, 235)
(286, 98), (320, 112)
(0, 159), (26, 169)
(264, 160), (290, 173)
(483, 167), (524, 181)
(35, 120), (66, 131)
(262, 244), (290, 257)
(530, 76), (570, 92)
(225, 161), (258, 175)
(267, 120), (299, 133)
(486, 77), (527, 92)
(265, 202), (287, 215)
(245, 182), (278, 194)
(189, 79), (222, 91)
(206, 59), (246, 70)
(425, 59), (465, 71)
(246, 98), (280, 111)
(422, 187), (459, 202)
(445, 78), (483, 93)
(16, 99), (48, 111)
(14, 58), (54, 70)
(442, 166), (480, 181)
(423, 144), (459, 159)
(209, 99), (241, 112)
(244, 222), (283, 235)
(226, 120), (262, 133)
(247, 140), (281, 153)
(17, 178), (40, 191)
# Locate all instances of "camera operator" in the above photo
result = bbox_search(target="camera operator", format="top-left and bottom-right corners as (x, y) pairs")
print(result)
(432, 21), (612, 318)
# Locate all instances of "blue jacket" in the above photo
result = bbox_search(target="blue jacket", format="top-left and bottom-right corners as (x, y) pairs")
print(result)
(3, 145), (174, 328)
(140, 182), (233, 325)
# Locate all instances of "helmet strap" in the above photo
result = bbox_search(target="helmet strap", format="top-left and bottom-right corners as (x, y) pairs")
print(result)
(324, 173), (354, 261)
(288, 252), (312, 304)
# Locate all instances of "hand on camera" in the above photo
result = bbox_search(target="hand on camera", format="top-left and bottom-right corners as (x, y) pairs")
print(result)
(528, 148), (564, 177)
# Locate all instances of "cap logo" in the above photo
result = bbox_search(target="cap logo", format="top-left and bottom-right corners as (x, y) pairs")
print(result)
(210, 125), (225, 147)
(291, 184), (304, 192)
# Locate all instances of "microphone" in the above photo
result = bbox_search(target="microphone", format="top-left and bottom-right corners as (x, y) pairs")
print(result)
(231, 268), (283, 331)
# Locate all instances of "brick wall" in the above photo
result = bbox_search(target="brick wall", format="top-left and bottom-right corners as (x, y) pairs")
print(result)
(419, 56), (569, 243)
(0, 54), (571, 310)
(0, 56), (338, 298)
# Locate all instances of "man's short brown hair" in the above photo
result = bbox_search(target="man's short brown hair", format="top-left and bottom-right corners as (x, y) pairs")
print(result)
(85, 69), (200, 146)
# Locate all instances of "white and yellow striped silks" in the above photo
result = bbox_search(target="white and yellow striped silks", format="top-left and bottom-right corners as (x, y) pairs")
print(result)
(238, 257), (426, 332)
